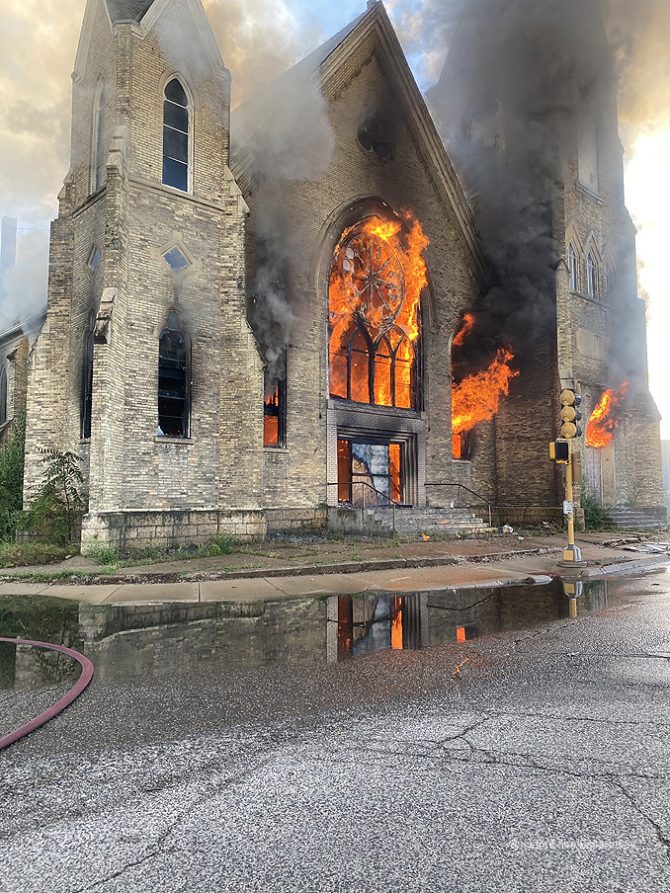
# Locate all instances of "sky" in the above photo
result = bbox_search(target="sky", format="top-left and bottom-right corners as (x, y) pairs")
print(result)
(0, 0), (668, 436)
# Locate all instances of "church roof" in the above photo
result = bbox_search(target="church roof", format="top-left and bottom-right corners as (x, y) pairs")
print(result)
(106, 0), (155, 23)
(232, 5), (371, 147)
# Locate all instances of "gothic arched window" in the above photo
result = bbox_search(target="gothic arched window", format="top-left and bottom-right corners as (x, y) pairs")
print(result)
(587, 252), (599, 299)
(328, 217), (422, 410)
(93, 82), (107, 192)
(568, 243), (579, 292)
(163, 78), (190, 192)
(158, 311), (190, 438)
(81, 313), (95, 439)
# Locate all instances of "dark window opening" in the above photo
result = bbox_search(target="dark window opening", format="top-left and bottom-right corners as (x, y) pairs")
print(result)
(163, 77), (190, 192)
(158, 311), (190, 438)
(263, 357), (287, 448)
(81, 315), (95, 439)
(0, 365), (7, 427)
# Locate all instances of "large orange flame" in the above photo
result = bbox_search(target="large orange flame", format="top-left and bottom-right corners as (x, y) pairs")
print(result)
(586, 383), (629, 448)
(328, 213), (429, 409)
(452, 348), (520, 436)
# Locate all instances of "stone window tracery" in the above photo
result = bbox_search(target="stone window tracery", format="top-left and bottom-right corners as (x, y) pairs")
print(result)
(568, 243), (579, 292)
(587, 251), (599, 299)
(328, 218), (422, 410)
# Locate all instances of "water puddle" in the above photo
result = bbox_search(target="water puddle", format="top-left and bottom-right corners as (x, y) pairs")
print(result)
(0, 577), (626, 693)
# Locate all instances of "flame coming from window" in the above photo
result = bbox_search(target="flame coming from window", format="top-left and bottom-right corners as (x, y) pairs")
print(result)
(586, 383), (629, 448)
(451, 314), (519, 458)
(452, 313), (475, 349)
(329, 213), (428, 409)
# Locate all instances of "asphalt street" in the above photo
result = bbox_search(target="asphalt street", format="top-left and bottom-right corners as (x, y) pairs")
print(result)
(2, 570), (670, 892)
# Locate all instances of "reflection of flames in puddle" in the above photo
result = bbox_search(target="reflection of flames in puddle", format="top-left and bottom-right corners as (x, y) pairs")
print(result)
(329, 213), (429, 408)
(586, 383), (628, 448)
(451, 315), (519, 458)
(391, 597), (404, 650)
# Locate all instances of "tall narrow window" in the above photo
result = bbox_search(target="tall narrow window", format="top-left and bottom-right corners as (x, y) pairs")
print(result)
(163, 78), (190, 192)
(587, 252), (598, 298)
(0, 365), (7, 427)
(263, 351), (287, 448)
(93, 83), (106, 192)
(81, 313), (95, 439)
(568, 243), (579, 292)
(158, 311), (190, 438)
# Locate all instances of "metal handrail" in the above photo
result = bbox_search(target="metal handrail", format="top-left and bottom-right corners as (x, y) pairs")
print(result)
(327, 480), (410, 510)
(425, 481), (494, 528)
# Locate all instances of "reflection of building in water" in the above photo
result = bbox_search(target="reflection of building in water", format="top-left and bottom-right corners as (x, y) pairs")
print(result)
(0, 580), (613, 690)
(327, 594), (428, 662)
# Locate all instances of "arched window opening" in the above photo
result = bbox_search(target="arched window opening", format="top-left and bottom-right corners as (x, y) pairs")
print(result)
(81, 313), (95, 439)
(93, 83), (107, 192)
(328, 217), (424, 411)
(264, 350), (287, 448)
(163, 77), (190, 192)
(587, 252), (599, 298)
(158, 311), (190, 438)
(568, 243), (579, 292)
(0, 365), (7, 428)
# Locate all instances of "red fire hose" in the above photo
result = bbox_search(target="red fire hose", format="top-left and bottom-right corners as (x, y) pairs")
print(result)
(0, 637), (94, 752)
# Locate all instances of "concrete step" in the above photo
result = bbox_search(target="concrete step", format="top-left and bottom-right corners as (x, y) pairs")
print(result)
(602, 507), (668, 530)
(364, 506), (494, 536)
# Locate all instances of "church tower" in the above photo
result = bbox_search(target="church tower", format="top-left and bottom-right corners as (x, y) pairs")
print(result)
(430, 0), (665, 524)
(24, 0), (266, 551)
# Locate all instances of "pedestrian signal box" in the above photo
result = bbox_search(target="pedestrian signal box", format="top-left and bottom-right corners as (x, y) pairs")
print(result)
(550, 439), (570, 464)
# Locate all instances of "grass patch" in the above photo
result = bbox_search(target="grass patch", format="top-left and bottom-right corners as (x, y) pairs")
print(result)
(0, 541), (75, 569)
(85, 544), (119, 566)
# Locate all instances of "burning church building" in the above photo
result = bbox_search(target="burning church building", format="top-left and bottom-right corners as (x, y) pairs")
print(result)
(20, 0), (665, 551)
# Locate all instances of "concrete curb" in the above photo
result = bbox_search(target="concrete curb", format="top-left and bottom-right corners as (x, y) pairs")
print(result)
(0, 546), (561, 587)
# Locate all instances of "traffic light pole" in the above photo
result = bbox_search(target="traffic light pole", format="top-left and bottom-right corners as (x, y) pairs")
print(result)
(562, 448), (583, 564)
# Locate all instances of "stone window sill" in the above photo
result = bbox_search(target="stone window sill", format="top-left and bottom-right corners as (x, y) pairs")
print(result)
(155, 437), (194, 445)
(263, 446), (289, 454)
(571, 290), (608, 308)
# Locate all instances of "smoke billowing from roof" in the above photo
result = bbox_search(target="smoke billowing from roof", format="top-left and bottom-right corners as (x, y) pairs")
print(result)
(420, 0), (668, 372)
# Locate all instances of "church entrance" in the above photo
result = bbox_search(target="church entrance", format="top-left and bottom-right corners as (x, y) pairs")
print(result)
(337, 438), (404, 507)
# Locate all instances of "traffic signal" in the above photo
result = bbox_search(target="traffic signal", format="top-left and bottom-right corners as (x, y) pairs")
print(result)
(559, 389), (583, 439)
(550, 439), (570, 464)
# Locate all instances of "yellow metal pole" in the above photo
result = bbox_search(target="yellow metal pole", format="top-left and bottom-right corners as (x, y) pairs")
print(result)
(566, 451), (575, 549)
(562, 445), (583, 563)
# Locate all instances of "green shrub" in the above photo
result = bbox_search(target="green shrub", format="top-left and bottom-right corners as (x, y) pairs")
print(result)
(582, 490), (606, 531)
(0, 416), (26, 543)
(26, 450), (88, 545)
(0, 541), (73, 569)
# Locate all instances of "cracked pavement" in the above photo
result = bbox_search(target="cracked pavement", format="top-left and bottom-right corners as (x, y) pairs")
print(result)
(2, 570), (670, 891)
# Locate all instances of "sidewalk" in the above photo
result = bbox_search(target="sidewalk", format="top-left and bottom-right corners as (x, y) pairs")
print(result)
(0, 531), (667, 606)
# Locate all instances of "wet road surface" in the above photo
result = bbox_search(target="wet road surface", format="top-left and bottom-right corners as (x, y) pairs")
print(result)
(2, 572), (670, 891)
